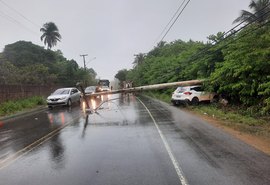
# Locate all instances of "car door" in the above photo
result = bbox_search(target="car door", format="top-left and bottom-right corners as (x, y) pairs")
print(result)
(70, 88), (79, 102)
(191, 86), (203, 101)
(195, 86), (210, 101)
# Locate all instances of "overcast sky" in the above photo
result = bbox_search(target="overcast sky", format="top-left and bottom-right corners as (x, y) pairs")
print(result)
(0, 0), (250, 80)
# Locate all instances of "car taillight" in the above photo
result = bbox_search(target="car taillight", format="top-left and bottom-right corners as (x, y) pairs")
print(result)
(184, 91), (192, 95)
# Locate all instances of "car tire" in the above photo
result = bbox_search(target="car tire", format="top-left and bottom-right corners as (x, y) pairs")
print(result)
(48, 106), (53, 109)
(191, 97), (199, 105)
(67, 99), (72, 107)
(172, 101), (177, 106)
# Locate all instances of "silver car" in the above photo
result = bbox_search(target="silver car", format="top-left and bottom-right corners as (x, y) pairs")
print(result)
(47, 88), (81, 108)
(85, 86), (96, 94)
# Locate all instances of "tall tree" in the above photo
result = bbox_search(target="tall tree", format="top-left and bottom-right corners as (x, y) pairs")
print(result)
(132, 53), (145, 68)
(233, 0), (270, 24)
(40, 22), (62, 49)
(115, 69), (128, 82)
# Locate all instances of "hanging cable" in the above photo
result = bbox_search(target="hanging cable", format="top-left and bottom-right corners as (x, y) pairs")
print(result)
(159, 0), (191, 43)
(0, 0), (40, 28)
(0, 9), (39, 36)
(155, 0), (187, 44)
(183, 4), (270, 65)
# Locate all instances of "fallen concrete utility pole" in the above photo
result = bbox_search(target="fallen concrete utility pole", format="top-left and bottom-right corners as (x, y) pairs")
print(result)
(77, 79), (203, 113)
(88, 79), (203, 97)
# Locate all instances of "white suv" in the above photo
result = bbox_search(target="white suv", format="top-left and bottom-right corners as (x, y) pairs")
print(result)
(171, 85), (217, 105)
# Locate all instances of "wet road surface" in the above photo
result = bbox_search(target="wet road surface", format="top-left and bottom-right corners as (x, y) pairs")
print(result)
(0, 93), (269, 185)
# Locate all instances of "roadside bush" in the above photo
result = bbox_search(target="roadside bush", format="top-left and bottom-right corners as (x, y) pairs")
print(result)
(1, 101), (21, 114)
(0, 96), (46, 117)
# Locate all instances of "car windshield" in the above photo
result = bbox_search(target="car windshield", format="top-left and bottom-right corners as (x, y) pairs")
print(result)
(52, 89), (70, 95)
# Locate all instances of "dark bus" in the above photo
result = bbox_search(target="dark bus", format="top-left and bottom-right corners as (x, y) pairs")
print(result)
(98, 79), (110, 87)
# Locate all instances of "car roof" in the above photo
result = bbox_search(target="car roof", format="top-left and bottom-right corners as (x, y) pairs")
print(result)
(56, 87), (76, 90)
(177, 85), (201, 88)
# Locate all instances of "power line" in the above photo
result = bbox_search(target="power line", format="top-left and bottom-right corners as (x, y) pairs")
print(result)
(155, 0), (187, 44)
(159, 0), (191, 43)
(136, 0), (190, 61)
(0, 9), (39, 36)
(148, 3), (270, 76)
(183, 4), (270, 65)
(0, 0), (84, 69)
(0, 0), (40, 28)
(85, 57), (96, 66)
(209, 2), (270, 45)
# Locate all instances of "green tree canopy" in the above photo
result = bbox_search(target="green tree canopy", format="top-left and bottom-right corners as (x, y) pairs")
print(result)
(3, 41), (55, 68)
(115, 69), (128, 82)
(126, 23), (270, 114)
(209, 24), (270, 112)
(1, 41), (97, 86)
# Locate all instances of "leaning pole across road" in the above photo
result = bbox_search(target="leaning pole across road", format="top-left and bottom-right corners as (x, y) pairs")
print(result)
(77, 79), (204, 112)
(88, 79), (204, 97)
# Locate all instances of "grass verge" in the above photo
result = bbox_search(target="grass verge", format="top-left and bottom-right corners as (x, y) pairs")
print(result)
(0, 96), (46, 117)
(189, 105), (270, 138)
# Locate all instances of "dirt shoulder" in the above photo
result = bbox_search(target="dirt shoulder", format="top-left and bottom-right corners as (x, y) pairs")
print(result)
(182, 108), (270, 156)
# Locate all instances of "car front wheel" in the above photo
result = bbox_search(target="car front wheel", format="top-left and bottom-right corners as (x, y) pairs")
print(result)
(67, 99), (72, 107)
(78, 97), (82, 104)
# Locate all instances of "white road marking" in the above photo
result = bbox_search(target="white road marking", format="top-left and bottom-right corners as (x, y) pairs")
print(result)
(137, 97), (189, 185)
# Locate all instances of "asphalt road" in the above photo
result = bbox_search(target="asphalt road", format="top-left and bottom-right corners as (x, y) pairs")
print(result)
(0, 93), (269, 185)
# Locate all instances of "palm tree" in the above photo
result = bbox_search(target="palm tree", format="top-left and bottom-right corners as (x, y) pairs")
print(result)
(132, 53), (145, 68)
(233, 0), (270, 24)
(40, 22), (62, 49)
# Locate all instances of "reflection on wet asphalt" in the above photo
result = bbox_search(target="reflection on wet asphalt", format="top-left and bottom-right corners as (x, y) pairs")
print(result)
(0, 93), (269, 185)
(0, 105), (81, 161)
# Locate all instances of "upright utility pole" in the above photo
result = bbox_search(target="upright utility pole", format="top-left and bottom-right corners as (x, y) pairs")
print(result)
(80, 54), (88, 70)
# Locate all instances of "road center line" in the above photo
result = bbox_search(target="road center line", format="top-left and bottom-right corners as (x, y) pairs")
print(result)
(137, 97), (189, 185)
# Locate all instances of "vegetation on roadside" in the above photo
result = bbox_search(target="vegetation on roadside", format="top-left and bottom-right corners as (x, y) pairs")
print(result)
(189, 105), (270, 156)
(0, 41), (97, 86)
(115, 0), (270, 116)
(0, 22), (97, 87)
(189, 105), (270, 137)
(0, 96), (45, 117)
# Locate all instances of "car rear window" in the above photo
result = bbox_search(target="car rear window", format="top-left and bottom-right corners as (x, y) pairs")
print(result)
(176, 87), (189, 93)
(191, 86), (203, 91)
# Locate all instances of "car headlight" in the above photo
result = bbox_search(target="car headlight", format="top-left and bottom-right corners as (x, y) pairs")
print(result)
(59, 97), (67, 100)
